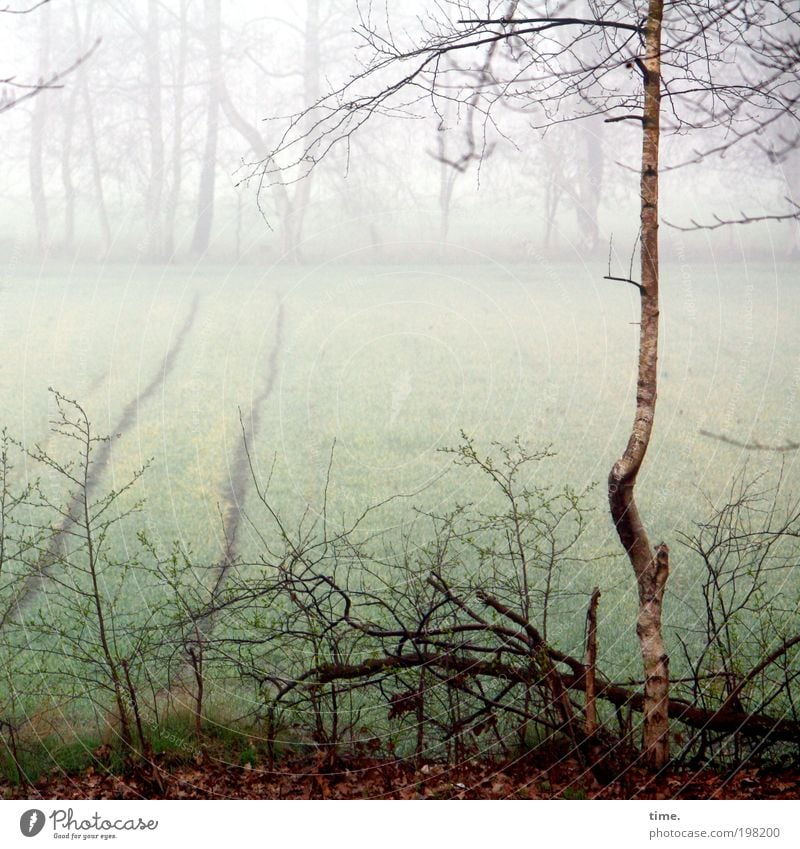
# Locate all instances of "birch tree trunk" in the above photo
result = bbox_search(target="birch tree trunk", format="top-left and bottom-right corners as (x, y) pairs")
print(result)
(608, 0), (670, 770)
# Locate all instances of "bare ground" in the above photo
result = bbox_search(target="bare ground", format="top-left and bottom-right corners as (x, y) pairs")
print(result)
(4, 752), (798, 800)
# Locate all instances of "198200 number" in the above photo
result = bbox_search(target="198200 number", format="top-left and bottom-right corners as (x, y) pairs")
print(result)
(742, 828), (780, 838)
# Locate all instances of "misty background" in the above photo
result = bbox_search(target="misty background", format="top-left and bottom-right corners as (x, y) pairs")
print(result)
(1, 0), (797, 262)
(0, 0), (798, 596)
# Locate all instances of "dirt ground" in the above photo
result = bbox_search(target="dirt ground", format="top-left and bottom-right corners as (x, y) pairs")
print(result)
(4, 752), (798, 800)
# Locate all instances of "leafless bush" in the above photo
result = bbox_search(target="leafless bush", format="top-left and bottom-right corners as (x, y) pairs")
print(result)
(203, 436), (614, 771)
(675, 465), (800, 767)
(0, 391), (178, 786)
(197, 435), (800, 778)
(1, 401), (799, 785)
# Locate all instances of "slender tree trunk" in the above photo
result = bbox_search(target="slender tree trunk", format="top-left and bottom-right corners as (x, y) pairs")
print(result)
(575, 119), (604, 254)
(784, 149), (800, 257)
(60, 82), (78, 256)
(145, 0), (165, 261)
(437, 133), (457, 243)
(190, 0), (221, 258)
(542, 142), (562, 253)
(77, 73), (112, 255)
(285, 0), (320, 261)
(81, 462), (132, 749)
(29, 6), (51, 256)
(62, 1), (94, 257)
(163, 0), (189, 260)
(584, 587), (600, 736)
(220, 83), (292, 250)
(220, 86), (266, 160)
(67, 0), (110, 256)
(569, 36), (604, 255)
(608, 0), (669, 770)
(219, 82), (291, 227)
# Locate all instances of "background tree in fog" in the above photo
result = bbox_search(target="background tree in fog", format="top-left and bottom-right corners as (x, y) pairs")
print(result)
(221, 0), (344, 260)
(8, 2), (796, 264)
(190, 0), (221, 258)
(254, 0), (800, 769)
(0, 0), (97, 254)
(664, 3), (800, 247)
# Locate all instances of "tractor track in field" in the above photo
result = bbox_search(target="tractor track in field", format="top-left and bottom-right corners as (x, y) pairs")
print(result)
(0, 293), (201, 627)
(208, 297), (285, 604)
(155, 295), (286, 704)
(163, 296), (286, 704)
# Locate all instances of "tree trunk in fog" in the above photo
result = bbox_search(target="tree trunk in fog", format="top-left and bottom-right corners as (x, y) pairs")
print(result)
(284, 0), (320, 261)
(437, 132), (458, 243)
(219, 82), (292, 225)
(60, 80), (78, 256)
(190, 0), (222, 258)
(784, 150), (800, 257)
(75, 66), (111, 255)
(82, 85), (112, 255)
(163, 0), (189, 260)
(567, 35), (605, 255)
(543, 121), (603, 255)
(219, 2), (321, 260)
(145, 0), (165, 261)
(607, 0), (670, 770)
(29, 6), (51, 255)
(542, 142), (564, 253)
(575, 119), (604, 255)
(68, 1), (110, 257)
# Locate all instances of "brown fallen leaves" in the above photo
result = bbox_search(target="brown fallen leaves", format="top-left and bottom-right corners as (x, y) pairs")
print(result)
(3, 752), (799, 801)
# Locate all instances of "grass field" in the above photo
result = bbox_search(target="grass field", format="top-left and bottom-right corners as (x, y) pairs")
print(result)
(1, 257), (798, 753)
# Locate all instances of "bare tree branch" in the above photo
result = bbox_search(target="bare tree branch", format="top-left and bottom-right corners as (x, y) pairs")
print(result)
(664, 198), (800, 231)
(0, 37), (100, 115)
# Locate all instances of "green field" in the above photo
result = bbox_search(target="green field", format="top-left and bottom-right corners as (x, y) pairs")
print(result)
(1, 257), (798, 756)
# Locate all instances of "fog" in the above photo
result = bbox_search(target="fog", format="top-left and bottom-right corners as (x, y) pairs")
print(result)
(0, 0), (797, 264)
(0, 0), (798, 557)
